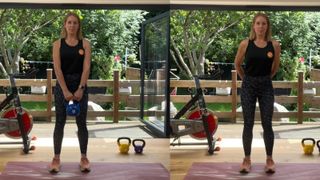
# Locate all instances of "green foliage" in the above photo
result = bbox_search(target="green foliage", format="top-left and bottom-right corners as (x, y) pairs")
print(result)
(275, 51), (298, 80)
(126, 54), (139, 65)
(270, 11), (312, 80)
(305, 12), (320, 57)
(81, 10), (146, 79)
(144, 13), (169, 65)
(170, 10), (247, 77)
(2, 9), (146, 79)
(21, 10), (64, 61)
(171, 11), (320, 81)
(311, 55), (320, 68)
(0, 9), (62, 75)
(171, 10), (250, 77)
(90, 54), (114, 79)
(207, 13), (252, 63)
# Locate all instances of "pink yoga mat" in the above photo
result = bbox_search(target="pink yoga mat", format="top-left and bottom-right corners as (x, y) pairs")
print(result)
(184, 162), (320, 180)
(0, 161), (169, 180)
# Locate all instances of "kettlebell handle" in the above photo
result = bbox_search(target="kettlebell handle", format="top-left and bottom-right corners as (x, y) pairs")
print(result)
(132, 139), (146, 148)
(301, 138), (316, 146)
(117, 137), (131, 146)
(65, 100), (79, 105)
(317, 140), (320, 149)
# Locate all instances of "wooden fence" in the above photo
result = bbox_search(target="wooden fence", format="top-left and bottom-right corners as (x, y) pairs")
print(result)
(0, 69), (319, 124)
(0, 69), (161, 123)
(170, 70), (320, 124)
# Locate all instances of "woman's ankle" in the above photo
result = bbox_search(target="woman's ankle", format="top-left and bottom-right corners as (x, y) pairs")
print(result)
(266, 156), (273, 160)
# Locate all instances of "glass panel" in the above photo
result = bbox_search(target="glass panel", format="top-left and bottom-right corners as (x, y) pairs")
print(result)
(141, 12), (169, 137)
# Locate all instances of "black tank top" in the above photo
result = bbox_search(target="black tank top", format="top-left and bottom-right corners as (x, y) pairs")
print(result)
(60, 38), (85, 75)
(244, 40), (274, 77)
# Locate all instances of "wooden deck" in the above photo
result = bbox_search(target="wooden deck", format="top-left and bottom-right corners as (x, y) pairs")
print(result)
(170, 123), (320, 180)
(0, 138), (169, 171)
(0, 122), (169, 173)
(1, 122), (320, 180)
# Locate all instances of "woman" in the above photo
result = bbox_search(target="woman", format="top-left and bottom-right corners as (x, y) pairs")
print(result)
(49, 12), (91, 173)
(234, 13), (280, 174)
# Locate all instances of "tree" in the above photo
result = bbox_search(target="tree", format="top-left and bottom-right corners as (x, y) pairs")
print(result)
(80, 10), (147, 79)
(305, 12), (320, 69)
(0, 9), (62, 77)
(271, 11), (313, 80)
(171, 11), (320, 81)
(170, 10), (250, 79)
(20, 9), (147, 80)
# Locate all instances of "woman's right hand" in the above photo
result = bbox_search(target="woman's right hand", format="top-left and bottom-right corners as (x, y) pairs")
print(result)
(63, 90), (73, 101)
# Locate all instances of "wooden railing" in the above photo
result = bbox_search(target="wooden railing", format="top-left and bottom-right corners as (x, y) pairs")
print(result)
(170, 70), (320, 124)
(1, 69), (319, 124)
(0, 69), (159, 123)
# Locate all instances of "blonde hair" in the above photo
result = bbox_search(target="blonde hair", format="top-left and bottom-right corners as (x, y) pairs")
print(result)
(60, 12), (83, 40)
(249, 13), (272, 41)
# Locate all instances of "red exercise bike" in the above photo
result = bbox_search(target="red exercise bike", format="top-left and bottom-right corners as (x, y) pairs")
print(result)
(0, 74), (35, 154)
(170, 75), (220, 155)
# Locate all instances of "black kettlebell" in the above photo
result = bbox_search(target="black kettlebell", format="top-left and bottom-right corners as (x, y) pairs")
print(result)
(132, 139), (146, 154)
(317, 140), (320, 153)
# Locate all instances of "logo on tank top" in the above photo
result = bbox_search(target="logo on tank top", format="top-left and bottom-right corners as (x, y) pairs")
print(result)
(267, 51), (273, 58)
(78, 49), (84, 56)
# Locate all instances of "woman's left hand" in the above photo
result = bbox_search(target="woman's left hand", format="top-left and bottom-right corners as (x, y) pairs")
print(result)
(73, 89), (84, 101)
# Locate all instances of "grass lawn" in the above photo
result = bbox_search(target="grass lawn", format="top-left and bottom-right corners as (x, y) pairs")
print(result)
(21, 102), (47, 110)
(174, 103), (232, 112)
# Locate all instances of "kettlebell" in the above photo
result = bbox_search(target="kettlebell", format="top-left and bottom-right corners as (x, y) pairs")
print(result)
(301, 138), (315, 155)
(132, 139), (146, 154)
(317, 140), (320, 153)
(66, 100), (80, 116)
(117, 137), (131, 154)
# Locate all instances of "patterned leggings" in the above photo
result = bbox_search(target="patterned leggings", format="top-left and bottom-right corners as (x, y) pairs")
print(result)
(241, 75), (274, 156)
(53, 74), (88, 155)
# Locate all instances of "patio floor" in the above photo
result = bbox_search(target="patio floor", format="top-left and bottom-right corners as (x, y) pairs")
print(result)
(171, 122), (320, 180)
(0, 121), (319, 180)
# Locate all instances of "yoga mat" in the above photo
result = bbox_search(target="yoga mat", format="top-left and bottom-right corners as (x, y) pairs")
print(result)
(184, 162), (320, 180)
(0, 161), (169, 180)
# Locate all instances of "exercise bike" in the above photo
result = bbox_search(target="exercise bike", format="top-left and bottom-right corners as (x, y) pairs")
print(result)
(170, 75), (220, 155)
(0, 73), (35, 154)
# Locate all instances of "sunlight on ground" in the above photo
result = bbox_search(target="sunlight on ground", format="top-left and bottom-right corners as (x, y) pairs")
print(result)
(0, 137), (124, 147)
(171, 138), (266, 148)
(35, 138), (79, 147)
(0, 137), (79, 147)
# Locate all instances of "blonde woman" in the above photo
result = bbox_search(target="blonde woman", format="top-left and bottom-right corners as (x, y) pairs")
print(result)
(49, 12), (91, 173)
(234, 13), (280, 174)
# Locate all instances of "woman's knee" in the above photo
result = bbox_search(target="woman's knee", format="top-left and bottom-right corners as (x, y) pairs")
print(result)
(261, 121), (273, 132)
